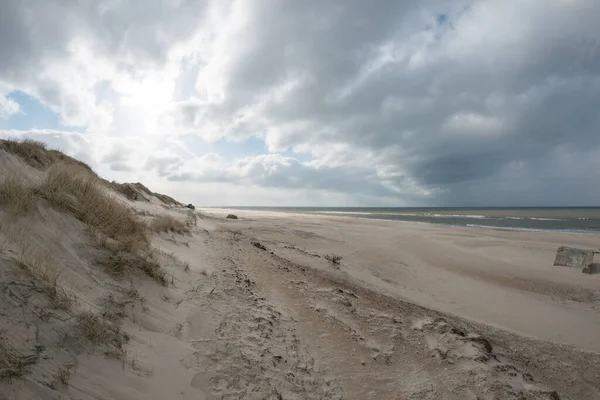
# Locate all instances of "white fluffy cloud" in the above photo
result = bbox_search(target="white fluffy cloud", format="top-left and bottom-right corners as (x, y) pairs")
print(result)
(1, 0), (599, 206)
(0, 93), (20, 119)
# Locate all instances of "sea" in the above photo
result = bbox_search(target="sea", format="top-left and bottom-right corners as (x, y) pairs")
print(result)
(220, 207), (600, 234)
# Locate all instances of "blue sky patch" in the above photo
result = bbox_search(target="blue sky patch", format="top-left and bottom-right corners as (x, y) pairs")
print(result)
(0, 91), (77, 132)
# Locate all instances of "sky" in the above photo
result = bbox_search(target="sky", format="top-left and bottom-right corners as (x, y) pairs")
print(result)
(1, 0), (599, 207)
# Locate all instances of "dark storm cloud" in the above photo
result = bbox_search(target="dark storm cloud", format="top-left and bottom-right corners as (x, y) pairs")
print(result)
(1, 0), (600, 205)
(172, 0), (600, 205)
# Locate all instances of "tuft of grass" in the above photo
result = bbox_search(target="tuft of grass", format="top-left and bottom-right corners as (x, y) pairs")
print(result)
(98, 251), (168, 286)
(100, 287), (147, 323)
(56, 365), (71, 385)
(76, 311), (129, 349)
(174, 322), (184, 337)
(0, 174), (38, 216)
(251, 241), (267, 251)
(16, 244), (76, 311)
(0, 222), (75, 311)
(100, 294), (126, 323)
(48, 149), (95, 174)
(0, 161), (148, 253)
(325, 254), (342, 265)
(0, 334), (28, 381)
(104, 348), (127, 361)
(0, 138), (94, 173)
(20, 138), (47, 150)
(40, 163), (149, 252)
(185, 210), (197, 228)
(0, 138), (51, 169)
(151, 214), (190, 235)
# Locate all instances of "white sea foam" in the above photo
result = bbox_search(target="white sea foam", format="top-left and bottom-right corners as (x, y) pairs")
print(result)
(466, 224), (541, 232)
(529, 217), (566, 221)
(317, 211), (375, 215)
(427, 214), (488, 219)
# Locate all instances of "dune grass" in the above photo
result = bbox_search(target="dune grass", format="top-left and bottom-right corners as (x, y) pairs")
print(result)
(0, 139), (50, 169)
(40, 163), (149, 252)
(0, 334), (28, 381)
(76, 311), (129, 349)
(0, 145), (167, 298)
(98, 251), (168, 286)
(0, 174), (37, 216)
(0, 138), (94, 173)
(0, 161), (149, 252)
(55, 365), (71, 386)
(151, 214), (190, 235)
(16, 242), (77, 311)
(186, 210), (197, 228)
(0, 163), (169, 293)
(325, 254), (342, 265)
(0, 222), (75, 311)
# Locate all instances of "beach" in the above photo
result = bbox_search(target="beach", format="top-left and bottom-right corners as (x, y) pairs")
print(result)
(210, 208), (600, 352)
(178, 207), (600, 399)
(2, 146), (600, 400)
(220, 206), (600, 233)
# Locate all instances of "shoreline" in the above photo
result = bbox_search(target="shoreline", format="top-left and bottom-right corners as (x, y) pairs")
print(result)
(205, 207), (600, 236)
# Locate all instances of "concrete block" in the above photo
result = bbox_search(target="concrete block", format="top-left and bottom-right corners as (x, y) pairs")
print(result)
(553, 246), (594, 268)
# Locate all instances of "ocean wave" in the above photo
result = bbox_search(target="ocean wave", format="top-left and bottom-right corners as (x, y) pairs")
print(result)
(529, 217), (566, 221)
(427, 214), (488, 219)
(465, 224), (594, 233)
(316, 211), (375, 215)
(466, 224), (543, 232)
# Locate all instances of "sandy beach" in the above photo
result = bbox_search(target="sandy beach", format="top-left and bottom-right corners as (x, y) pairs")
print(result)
(211, 208), (600, 352)
(2, 140), (599, 399)
(174, 207), (600, 399)
(4, 1), (600, 398)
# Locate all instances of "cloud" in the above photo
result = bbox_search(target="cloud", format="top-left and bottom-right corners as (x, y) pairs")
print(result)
(144, 151), (184, 177)
(156, 152), (418, 200)
(0, 93), (20, 118)
(1, 0), (599, 206)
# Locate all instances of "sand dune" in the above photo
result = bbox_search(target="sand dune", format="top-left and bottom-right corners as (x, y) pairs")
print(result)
(1, 140), (599, 399)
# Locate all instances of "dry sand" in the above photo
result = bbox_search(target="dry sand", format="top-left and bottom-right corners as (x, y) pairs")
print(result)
(2, 182), (600, 399)
(212, 209), (600, 353)
(184, 208), (600, 399)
